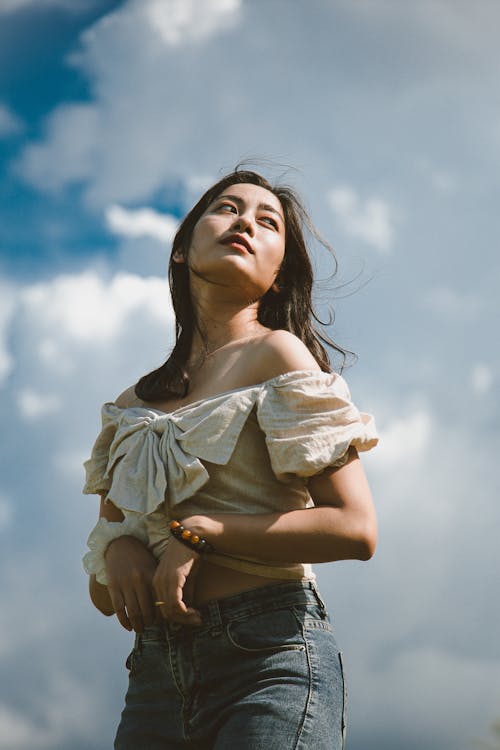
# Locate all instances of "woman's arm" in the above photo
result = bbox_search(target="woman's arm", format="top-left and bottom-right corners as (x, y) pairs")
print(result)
(152, 447), (376, 624)
(181, 447), (377, 563)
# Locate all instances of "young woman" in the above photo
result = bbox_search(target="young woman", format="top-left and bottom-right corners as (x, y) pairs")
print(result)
(83, 169), (378, 750)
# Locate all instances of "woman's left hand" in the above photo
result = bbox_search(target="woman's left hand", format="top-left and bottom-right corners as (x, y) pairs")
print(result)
(152, 538), (202, 626)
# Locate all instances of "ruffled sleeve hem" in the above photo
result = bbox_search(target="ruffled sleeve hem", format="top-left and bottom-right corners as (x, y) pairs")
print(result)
(82, 407), (119, 496)
(82, 477), (112, 496)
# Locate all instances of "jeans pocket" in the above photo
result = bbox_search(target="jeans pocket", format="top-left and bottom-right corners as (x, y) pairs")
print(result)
(226, 607), (306, 654)
(125, 627), (165, 677)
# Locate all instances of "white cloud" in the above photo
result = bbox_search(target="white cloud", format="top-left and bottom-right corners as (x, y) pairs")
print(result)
(0, 495), (13, 533)
(333, 0), (500, 67)
(0, 671), (102, 749)
(187, 174), (216, 196)
(415, 158), (458, 194)
(430, 170), (458, 194)
(0, 103), (23, 137)
(423, 285), (480, 320)
(37, 337), (74, 375)
(0, 704), (44, 749)
(15, 104), (99, 192)
(145, 0), (242, 46)
(0, 281), (16, 386)
(106, 204), (178, 243)
(17, 389), (62, 420)
(20, 270), (171, 343)
(471, 363), (494, 395)
(328, 186), (395, 252)
(371, 408), (432, 470)
(0, 267), (175, 423)
(53, 449), (88, 480)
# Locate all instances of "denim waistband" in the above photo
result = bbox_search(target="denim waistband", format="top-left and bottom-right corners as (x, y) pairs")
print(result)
(156, 580), (327, 638)
(201, 580), (326, 627)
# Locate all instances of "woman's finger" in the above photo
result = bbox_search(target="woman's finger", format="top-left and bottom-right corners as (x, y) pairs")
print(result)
(136, 586), (156, 629)
(122, 589), (145, 634)
(154, 579), (201, 625)
(108, 586), (132, 632)
(174, 583), (200, 620)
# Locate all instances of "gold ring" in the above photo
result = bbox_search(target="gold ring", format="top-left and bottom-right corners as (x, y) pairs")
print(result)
(154, 600), (166, 606)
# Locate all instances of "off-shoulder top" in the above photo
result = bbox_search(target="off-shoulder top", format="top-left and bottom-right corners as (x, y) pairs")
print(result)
(83, 370), (378, 580)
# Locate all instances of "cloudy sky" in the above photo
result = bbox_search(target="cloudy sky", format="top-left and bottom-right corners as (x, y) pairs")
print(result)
(1, 1), (499, 748)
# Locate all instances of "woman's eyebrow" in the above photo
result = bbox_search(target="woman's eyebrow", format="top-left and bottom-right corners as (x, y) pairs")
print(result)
(215, 194), (285, 223)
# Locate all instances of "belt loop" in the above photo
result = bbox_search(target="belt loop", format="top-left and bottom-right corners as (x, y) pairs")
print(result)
(310, 581), (328, 617)
(207, 600), (223, 637)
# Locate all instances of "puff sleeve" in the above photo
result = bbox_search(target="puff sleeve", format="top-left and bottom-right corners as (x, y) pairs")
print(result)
(256, 370), (378, 482)
(82, 407), (118, 496)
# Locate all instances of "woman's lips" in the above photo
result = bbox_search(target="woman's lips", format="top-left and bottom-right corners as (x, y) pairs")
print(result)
(221, 234), (253, 253)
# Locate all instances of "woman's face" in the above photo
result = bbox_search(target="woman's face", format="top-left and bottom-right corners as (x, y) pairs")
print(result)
(180, 183), (286, 300)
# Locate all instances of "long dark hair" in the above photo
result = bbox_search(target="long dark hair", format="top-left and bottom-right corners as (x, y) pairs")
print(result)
(135, 169), (346, 402)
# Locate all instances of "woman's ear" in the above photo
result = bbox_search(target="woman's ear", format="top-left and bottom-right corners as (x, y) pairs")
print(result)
(172, 247), (186, 264)
(271, 267), (283, 294)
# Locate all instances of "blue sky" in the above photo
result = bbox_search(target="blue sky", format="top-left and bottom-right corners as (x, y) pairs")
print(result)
(1, 1), (499, 748)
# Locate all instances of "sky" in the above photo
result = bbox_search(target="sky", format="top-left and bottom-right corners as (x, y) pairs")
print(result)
(1, 0), (499, 748)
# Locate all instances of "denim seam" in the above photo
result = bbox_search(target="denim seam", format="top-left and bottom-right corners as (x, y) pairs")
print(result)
(291, 612), (314, 750)
(217, 596), (318, 624)
(295, 619), (333, 750)
(166, 635), (190, 709)
(303, 619), (332, 631)
(168, 639), (195, 743)
(225, 621), (306, 653)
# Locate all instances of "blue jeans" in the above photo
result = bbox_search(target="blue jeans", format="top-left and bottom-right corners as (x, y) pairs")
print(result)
(114, 581), (347, 750)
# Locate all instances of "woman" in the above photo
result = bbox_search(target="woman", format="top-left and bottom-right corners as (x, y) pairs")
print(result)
(83, 169), (378, 750)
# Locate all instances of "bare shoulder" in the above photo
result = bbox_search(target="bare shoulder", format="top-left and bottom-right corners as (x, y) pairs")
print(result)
(114, 384), (142, 408)
(256, 329), (321, 381)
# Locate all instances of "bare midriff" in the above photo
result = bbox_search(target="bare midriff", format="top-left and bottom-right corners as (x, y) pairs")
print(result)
(192, 559), (284, 606)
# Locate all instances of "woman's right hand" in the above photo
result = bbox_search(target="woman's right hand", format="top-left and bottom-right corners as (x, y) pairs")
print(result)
(105, 535), (158, 633)
(152, 537), (202, 627)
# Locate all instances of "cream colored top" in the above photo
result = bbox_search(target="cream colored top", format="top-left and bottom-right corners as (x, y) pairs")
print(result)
(83, 370), (378, 580)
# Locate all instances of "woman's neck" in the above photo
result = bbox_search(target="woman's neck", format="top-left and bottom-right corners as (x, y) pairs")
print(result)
(188, 306), (268, 364)
(186, 271), (275, 368)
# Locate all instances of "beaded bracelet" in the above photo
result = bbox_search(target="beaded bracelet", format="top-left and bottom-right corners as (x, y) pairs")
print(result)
(169, 520), (215, 554)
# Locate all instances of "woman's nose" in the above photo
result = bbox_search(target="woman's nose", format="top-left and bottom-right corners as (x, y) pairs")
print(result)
(232, 213), (254, 235)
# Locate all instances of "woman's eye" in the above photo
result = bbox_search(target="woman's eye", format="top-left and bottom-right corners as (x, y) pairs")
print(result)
(261, 216), (278, 229)
(219, 202), (237, 213)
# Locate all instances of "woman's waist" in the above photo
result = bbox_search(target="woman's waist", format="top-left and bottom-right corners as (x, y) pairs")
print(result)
(191, 560), (286, 606)
(149, 529), (315, 587)
(145, 579), (328, 637)
(194, 578), (327, 622)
